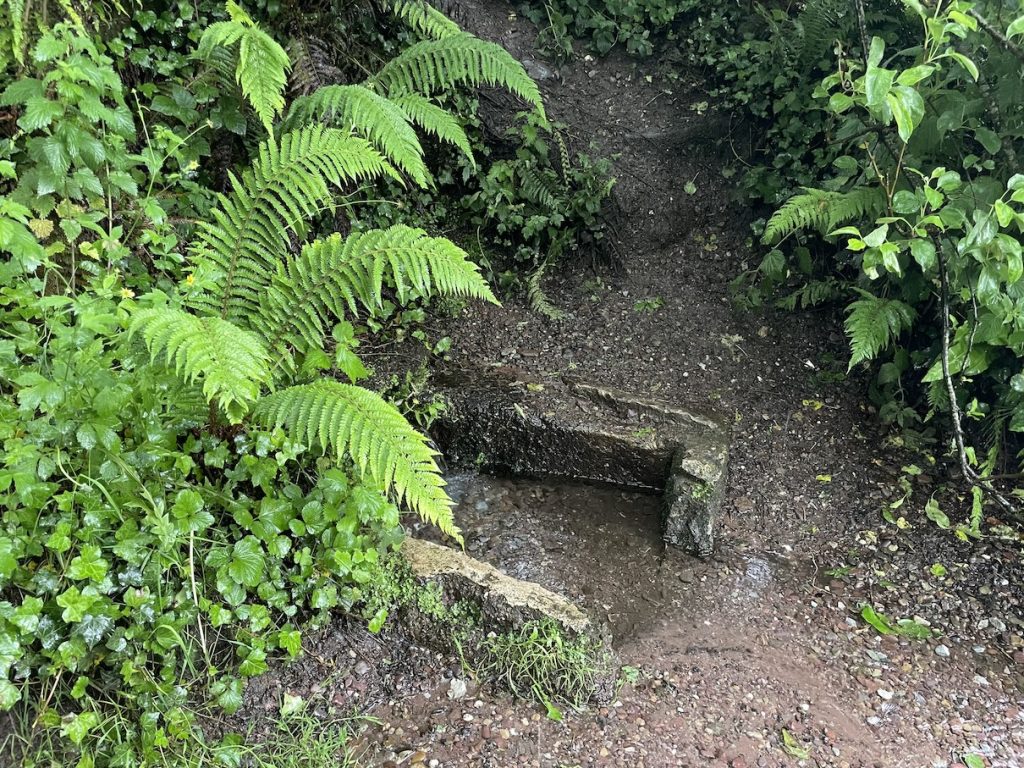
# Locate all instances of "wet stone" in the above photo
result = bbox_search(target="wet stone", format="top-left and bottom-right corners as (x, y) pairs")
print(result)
(431, 366), (730, 557)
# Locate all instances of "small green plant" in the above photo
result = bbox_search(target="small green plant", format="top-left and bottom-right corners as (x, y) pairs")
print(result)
(633, 296), (664, 312)
(859, 603), (934, 640)
(478, 619), (608, 712)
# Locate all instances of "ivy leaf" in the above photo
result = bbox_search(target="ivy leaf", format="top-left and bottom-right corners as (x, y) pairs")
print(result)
(1006, 16), (1024, 39)
(0, 537), (19, 581)
(61, 710), (101, 745)
(56, 587), (99, 623)
(172, 489), (214, 534)
(0, 679), (21, 710)
(67, 545), (109, 582)
(277, 628), (302, 658)
(213, 676), (244, 714)
(227, 536), (265, 587)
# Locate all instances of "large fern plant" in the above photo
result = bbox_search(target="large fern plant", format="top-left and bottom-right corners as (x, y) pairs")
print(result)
(132, 2), (541, 538)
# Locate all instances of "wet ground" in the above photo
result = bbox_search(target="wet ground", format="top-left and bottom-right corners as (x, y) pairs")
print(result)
(435, 473), (668, 641)
(231, 0), (1024, 765)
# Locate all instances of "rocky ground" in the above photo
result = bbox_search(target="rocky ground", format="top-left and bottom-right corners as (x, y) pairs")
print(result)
(237, 2), (1024, 765)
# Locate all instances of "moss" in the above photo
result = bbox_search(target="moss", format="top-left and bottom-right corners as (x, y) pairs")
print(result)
(361, 552), (479, 636)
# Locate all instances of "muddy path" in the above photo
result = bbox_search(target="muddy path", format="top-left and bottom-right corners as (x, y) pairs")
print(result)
(238, 2), (1024, 766)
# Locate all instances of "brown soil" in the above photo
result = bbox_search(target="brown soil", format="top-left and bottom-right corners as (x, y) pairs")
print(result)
(236, 2), (1024, 766)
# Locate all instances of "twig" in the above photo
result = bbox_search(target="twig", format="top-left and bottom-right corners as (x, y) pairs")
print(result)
(968, 8), (1024, 64)
(934, 236), (1017, 513)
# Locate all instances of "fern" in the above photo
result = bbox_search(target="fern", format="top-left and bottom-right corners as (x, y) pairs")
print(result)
(253, 381), (460, 538)
(526, 259), (567, 321)
(372, 33), (546, 121)
(3, 0), (26, 64)
(844, 291), (916, 369)
(520, 166), (565, 210)
(776, 278), (843, 310)
(762, 186), (884, 244)
(386, 0), (461, 39)
(286, 85), (430, 185)
(190, 125), (395, 323)
(129, 308), (271, 422)
(796, 0), (849, 68)
(198, 1), (290, 133)
(258, 225), (497, 355)
(389, 92), (475, 166)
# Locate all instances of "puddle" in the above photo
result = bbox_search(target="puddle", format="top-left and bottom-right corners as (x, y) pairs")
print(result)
(413, 473), (679, 641)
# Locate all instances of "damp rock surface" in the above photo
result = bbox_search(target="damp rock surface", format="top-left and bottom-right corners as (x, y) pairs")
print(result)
(431, 367), (730, 555)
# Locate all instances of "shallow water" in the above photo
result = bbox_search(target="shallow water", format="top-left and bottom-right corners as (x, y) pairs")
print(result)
(416, 473), (685, 641)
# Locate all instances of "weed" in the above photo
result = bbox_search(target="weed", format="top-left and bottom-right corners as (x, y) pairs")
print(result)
(478, 619), (609, 712)
(633, 296), (664, 313)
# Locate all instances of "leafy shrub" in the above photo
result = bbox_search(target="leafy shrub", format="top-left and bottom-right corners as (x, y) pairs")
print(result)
(0, 1), (546, 763)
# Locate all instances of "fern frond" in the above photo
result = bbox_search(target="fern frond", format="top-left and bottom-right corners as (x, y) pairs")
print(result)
(286, 84), (429, 186)
(197, 1), (290, 133)
(286, 36), (342, 96)
(526, 260), (566, 321)
(389, 92), (475, 166)
(4, 0), (26, 64)
(129, 308), (271, 422)
(519, 166), (564, 210)
(845, 292), (916, 369)
(258, 225), (497, 353)
(762, 186), (885, 244)
(386, 0), (461, 39)
(253, 381), (460, 538)
(796, 0), (849, 67)
(190, 125), (395, 324)
(371, 33), (545, 121)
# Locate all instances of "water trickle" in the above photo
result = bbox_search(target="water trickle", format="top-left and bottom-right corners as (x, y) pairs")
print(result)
(414, 473), (693, 642)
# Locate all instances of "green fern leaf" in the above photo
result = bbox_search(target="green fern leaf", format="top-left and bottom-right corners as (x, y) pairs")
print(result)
(763, 187), (884, 244)
(389, 92), (475, 166)
(845, 292), (916, 369)
(386, 0), (461, 39)
(198, 1), (290, 133)
(287, 84), (429, 186)
(190, 125), (396, 323)
(259, 225), (497, 353)
(526, 260), (567, 321)
(372, 33), (545, 121)
(253, 381), (460, 538)
(130, 307), (271, 422)
(4, 0), (26, 64)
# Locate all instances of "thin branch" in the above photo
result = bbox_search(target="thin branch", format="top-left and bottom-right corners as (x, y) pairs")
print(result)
(968, 7), (1024, 64)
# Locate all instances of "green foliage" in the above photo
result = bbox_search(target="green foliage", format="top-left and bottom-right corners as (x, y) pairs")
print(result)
(0, 1), (546, 764)
(844, 292), (916, 369)
(254, 381), (458, 537)
(198, 0), (291, 133)
(521, 0), (692, 57)
(386, 0), (462, 40)
(478, 619), (608, 711)
(130, 308), (271, 421)
(762, 187), (885, 245)
(372, 32), (546, 122)
(460, 112), (617, 281)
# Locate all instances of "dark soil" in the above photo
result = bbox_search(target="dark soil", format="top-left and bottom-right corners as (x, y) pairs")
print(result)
(235, 1), (1024, 765)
